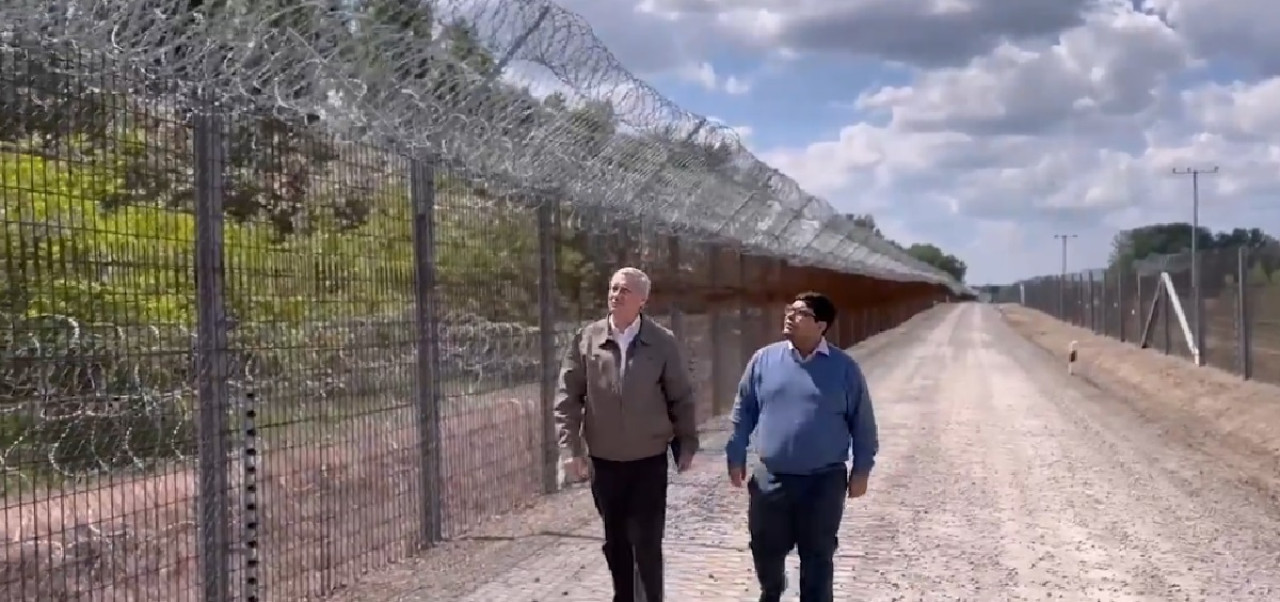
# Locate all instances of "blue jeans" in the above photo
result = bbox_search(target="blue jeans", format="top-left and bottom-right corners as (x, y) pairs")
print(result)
(747, 464), (847, 602)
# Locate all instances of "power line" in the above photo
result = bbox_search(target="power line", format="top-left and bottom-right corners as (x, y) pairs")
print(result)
(1053, 233), (1077, 318)
(1172, 166), (1218, 366)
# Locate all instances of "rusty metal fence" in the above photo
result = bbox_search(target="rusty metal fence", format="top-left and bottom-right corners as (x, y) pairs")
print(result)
(995, 244), (1280, 384)
(0, 4), (961, 601)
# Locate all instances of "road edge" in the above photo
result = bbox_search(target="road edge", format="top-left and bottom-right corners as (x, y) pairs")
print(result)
(994, 303), (1280, 507)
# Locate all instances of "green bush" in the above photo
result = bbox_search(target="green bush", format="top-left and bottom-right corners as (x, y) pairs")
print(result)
(0, 120), (601, 485)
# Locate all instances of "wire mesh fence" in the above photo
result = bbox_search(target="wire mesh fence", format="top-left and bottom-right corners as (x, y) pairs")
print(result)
(994, 244), (1280, 385)
(0, 2), (962, 601)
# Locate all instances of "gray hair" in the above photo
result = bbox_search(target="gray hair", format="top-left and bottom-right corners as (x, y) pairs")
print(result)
(611, 267), (651, 298)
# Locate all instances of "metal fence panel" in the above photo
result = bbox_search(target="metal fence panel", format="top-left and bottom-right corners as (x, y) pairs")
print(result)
(1246, 244), (1280, 382)
(0, 9), (957, 600)
(0, 77), (216, 602)
(1000, 243), (1280, 387)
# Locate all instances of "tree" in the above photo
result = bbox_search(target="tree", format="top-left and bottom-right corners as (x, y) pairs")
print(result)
(846, 214), (883, 237)
(1109, 222), (1214, 271)
(906, 243), (968, 283)
(1212, 227), (1277, 249)
(1108, 222), (1278, 272)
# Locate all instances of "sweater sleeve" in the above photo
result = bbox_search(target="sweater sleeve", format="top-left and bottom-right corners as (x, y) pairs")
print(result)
(845, 358), (879, 476)
(725, 349), (762, 468)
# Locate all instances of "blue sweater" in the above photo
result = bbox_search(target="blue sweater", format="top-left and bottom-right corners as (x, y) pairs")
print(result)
(725, 341), (878, 476)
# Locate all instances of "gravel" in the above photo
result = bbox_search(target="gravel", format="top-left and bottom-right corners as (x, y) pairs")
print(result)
(332, 303), (1280, 601)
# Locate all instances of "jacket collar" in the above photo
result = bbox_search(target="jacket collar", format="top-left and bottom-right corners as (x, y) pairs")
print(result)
(591, 313), (654, 348)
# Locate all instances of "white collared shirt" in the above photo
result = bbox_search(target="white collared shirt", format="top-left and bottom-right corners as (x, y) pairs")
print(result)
(787, 338), (830, 363)
(609, 315), (642, 377)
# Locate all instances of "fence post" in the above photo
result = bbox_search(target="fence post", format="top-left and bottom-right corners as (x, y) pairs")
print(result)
(1054, 276), (1063, 319)
(1101, 272), (1110, 335)
(667, 236), (685, 341)
(1083, 272), (1090, 330)
(1135, 274), (1143, 345)
(409, 158), (444, 545)
(1063, 276), (1071, 323)
(1194, 252), (1206, 367)
(1077, 274), (1085, 327)
(1117, 269), (1126, 343)
(738, 250), (750, 367)
(1087, 271), (1096, 332)
(1162, 280), (1171, 355)
(1238, 246), (1253, 379)
(1057, 276), (1065, 320)
(192, 107), (232, 602)
(1065, 275), (1073, 324)
(537, 198), (560, 493)
(709, 243), (725, 415)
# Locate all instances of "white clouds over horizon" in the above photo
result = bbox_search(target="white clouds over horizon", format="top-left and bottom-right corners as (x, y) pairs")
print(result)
(553, 0), (1280, 283)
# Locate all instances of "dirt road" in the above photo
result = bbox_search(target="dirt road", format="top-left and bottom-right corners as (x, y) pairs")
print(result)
(363, 303), (1280, 601)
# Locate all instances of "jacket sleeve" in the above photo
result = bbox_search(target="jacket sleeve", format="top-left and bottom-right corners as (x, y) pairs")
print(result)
(661, 337), (700, 458)
(553, 327), (588, 459)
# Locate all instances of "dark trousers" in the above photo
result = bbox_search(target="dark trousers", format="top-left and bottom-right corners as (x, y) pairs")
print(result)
(747, 464), (847, 602)
(590, 453), (669, 602)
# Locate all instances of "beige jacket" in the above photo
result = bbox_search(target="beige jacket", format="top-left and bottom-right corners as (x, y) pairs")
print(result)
(553, 315), (699, 462)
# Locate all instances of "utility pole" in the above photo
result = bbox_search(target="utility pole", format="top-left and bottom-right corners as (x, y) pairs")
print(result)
(1172, 166), (1217, 367)
(1053, 233), (1077, 320)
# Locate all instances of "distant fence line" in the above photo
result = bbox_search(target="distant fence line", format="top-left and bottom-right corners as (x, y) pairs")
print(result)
(995, 244), (1280, 384)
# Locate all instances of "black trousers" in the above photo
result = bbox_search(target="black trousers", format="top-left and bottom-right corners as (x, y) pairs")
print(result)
(590, 453), (669, 602)
(747, 464), (847, 602)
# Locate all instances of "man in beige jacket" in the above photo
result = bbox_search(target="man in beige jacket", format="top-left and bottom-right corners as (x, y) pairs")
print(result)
(554, 267), (699, 602)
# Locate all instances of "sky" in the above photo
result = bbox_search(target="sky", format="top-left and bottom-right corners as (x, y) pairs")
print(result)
(511, 0), (1280, 285)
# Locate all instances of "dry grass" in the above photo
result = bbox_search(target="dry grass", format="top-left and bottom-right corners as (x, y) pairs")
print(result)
(1000, 304), (1280, 501)
(0, 387), (544, 602)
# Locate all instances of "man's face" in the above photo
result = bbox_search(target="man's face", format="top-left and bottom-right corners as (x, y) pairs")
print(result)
(608, 273), (646, 318)
(783, 300), (824, 340)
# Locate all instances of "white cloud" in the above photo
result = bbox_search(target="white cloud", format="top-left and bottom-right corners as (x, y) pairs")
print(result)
(533, 0), (1280, 283)
(745, 3), (1278, 282)
(855, 8), (1190, 136)
(675, 61), (753, 94)
(723, 75), (751, 95)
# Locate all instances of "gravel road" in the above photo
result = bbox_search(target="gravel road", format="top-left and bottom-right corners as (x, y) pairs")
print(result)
(358, 302), (1280, 601)
(835, 302), (1280, 601)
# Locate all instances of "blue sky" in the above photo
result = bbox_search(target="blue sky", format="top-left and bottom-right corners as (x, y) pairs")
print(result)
(648, 54), (913, 148)
(539, 0), (1280, 284)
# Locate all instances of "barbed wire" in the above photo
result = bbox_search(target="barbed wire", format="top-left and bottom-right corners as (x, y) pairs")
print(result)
(1, 0), (962, 290)
(0, 310), (583, 484)
(1, 3), (963, 598)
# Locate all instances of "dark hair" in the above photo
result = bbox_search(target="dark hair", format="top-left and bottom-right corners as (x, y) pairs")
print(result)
(794, 291), (836, 329)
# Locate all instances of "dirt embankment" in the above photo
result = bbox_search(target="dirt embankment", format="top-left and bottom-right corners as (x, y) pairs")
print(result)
(999, 304), (1280, 500)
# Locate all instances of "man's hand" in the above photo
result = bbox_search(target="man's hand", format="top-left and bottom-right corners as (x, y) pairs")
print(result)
(677, 452), (694, 473)
(728, 465), (746, 488)
(563, 456), (590, 483)
(847, 473), (869, 499)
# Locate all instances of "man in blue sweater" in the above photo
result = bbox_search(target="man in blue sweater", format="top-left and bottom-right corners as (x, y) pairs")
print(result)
(725, 292), (879, 602)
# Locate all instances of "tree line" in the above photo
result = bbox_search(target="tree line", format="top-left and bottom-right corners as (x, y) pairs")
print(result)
(971, 222), (1280, 294)
(1109, 223), (1277, 271)
(848, 214), (968, 283)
